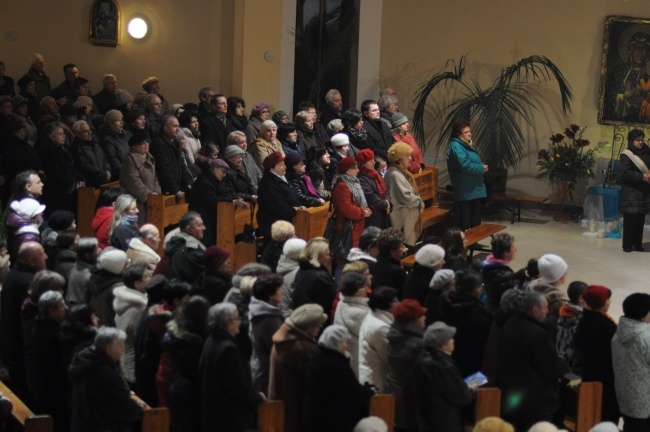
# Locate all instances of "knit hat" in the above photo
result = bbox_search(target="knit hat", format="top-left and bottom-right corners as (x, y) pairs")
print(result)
(252, 103), (269, 116)
(272, 110), (289, 124)
(582, 285), (611, 310)
(262, 151), (284, 171)
(141, 76), (159, 90)
(623, 293), (650, 320)
(500, 288), (526, 314)
(472, 416), (514, 432)
(59, 104), (78, 118)
(170, 103), (184, 116)
(0, 95), (12, 107)
(538, 254), (568, 284)
(588, 422), (619, 432)
(12, 95), (28, 109)
(424, 321), (456, 348)
(284, 151), (305, 168)
(104, 109), (123, 125)
(97, 248), (129, 275)
(429, 268), (455, 289)
(387, 142), (413, 163)
(134, 91), (148, 107)
(391, 112), (408, 129)
(209, 158), (229, 170)
(415, 244), (445, 269)
(271, 220), (295, 242)
(282, 238), (307, 260)
(337, 157), (356, 173)
(355, 148), (375, 165)
(203, 245), (230, 270)
(224, 145), (245, 159)
(115, 89), (133, 107)
(286, 304), (328, 331)
(129, 132), (150, 147)
(331, 133), (350, 148)
(10, 198), (46, 219)
(527, 422), (567, 432)
(48, 210), (75, 231)
(318, 324), (350, 351)
(393, 299), (427, 323)
(73, 96), (93, 109)
(354, 416), (388, 432)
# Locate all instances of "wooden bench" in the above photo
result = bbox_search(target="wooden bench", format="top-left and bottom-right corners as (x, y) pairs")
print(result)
(563, 381), (603, 432)
(491, 193), (549, 224)
(0, 380), (52, 432)
(402, 222), (506, 268)
(77, 181), (121, 237)
(147, 194), (189, 256)
(132, 394), (170, 432)
(258, 400), (284, 432)
(369, 394), (395, 432)
(293, 205), (330, 240)
(413, 166), (452, 232)
(474, 387), (501, 422)
(216, 202), (259, 273)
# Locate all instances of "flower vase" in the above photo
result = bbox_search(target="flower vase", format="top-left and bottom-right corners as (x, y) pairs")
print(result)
(554, 181), (570, 223)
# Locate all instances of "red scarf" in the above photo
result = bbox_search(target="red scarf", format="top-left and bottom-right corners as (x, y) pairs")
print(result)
(360, 167), (387, 199)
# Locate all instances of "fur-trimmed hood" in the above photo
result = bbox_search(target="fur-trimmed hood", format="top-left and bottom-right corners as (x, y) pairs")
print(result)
(127, 237), (161, 262)
(166, 319), (204, 344)
(113, 286), (147, 315)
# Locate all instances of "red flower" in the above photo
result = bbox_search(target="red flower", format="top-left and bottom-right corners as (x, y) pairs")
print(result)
(565, 128), (575, 139)
(574, 138), (589, 147)
(550, 134), (564, 143)
(570, 124), (580, 133)
(538, 149), (549, 159)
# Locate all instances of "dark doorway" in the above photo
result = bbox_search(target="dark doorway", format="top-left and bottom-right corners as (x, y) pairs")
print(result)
(292, 0), (356, 116)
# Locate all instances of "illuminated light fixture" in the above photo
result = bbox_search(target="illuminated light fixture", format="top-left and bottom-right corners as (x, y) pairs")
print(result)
(127, 17), (148, 39)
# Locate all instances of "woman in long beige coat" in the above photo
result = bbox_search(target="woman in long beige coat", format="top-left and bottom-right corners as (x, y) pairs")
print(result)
(119, 132), (162, 224)
(385, 142), (423, 247)
(250, 120), (285, 170)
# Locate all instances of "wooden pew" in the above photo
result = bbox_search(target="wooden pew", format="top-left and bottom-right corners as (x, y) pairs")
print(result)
(0, 380), (52, 432)
(474, 387), (501, 422)
(293, 205), (330, 240)
(216, 202), (259, 272)
(402, 222), (507, 268)
(147, 194), (189, 256)
(491, 193), (549, 224)
(77, 181), (121, 237)
(563, 381), (603, 432)
(369, 394), (395, 432)
(258, 400), (284, 432)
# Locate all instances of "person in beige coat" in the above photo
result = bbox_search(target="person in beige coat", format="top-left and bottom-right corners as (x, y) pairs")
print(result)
(126, 224), (161, 270)
(384, 142), (423, 247)
(119, 132), (161, 224)
(250, 120), (285, 170)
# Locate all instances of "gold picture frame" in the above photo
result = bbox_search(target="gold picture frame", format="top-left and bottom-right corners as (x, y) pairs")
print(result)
(89, 0), (120, 47)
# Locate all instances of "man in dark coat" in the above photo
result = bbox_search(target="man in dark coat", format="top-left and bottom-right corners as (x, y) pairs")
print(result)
(71, 119), (111, 187)
(319, 89), (343, 128)
(199, 303), (264, 431)
(150, 115), (193, 200)
(371, 227), (407, 298)
(24, 54), (51, 103)
(144, 94), (163, 138)
(573, 285), (620, 424)
(69, 327), (144, 432)
(200, 94), (236, 155)
(498, 292), (566, 431)
(360, 99), (394, 161)
(0, 242), (46, 399)
(93, 74), (118, 115)
(165, 211), (207, 284)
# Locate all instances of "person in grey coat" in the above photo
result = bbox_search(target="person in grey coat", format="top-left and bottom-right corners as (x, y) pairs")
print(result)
(612, 293), (650, 431)
(277, 238), (307, 318)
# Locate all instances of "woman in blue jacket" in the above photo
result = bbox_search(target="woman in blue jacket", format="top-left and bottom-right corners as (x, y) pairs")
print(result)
(446, 120), (488, 230)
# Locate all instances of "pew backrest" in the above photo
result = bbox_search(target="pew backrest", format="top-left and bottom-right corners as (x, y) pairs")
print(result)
(369, 394), (395, 432)
(147, 194), (189, 256)
(0, 380), (52, 432)
(574, 381), (602, 432)
(258, 400), (284, 432)
(474, 387), (501, 423)
(77, 181), (121, 237)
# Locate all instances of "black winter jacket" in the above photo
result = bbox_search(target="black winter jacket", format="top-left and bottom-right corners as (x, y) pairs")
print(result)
(150, 133), (192, 195)
(480, 261), (516, 315)
(188, 169), (232, 247)
(620, 146), (650, 214)
(292, 260), (337, 321)
(256, 171), (302, 238)
(286, 170), (322, 207)
(71, 136), (110, 188)
(98, 125), (131, 179)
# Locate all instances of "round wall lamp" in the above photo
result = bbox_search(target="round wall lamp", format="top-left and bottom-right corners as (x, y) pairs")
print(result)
(127, 17), (149, 39)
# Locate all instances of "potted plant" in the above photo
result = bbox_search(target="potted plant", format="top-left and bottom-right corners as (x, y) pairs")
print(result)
(412, 55), (574, 194)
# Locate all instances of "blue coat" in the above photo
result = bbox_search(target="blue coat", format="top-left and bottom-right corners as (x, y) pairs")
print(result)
(446, 137), (486, 201)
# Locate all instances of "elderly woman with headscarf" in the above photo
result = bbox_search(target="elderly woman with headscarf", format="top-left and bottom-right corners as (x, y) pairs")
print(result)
(120, 132), (161, 224)
(256, 151), (305, 249)
(391, 113), (424, 174)
(331, 157), (372, 260)
(356, 148), (390, 229)
(385, 142), (423, 248)
(303, 324), (375, 432)
(250, 120), (286, 170)
(245, 102), (270, 145)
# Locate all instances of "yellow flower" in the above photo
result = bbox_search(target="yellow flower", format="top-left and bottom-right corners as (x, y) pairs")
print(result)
(587, 169), (591, 175)
(550, 157), (554, 161)
(565, 163), (569, 167)
(555, 153), (560, 158)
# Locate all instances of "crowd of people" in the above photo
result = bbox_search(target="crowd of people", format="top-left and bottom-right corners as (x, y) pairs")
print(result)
(0, 54), (646, 432)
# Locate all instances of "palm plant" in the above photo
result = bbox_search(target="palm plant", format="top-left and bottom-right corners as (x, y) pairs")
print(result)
(412, 55), (574, 171)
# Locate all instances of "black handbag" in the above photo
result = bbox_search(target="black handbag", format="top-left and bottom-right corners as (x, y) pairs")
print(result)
(323, 201), (353, 259)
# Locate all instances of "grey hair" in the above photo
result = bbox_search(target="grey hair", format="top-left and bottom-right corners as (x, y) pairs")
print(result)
(227, 131), (247, 145)
(521, 292), (547, 314)
(162, 115), (177, 127)
(94, 326), (126, 351)
(259, 120), (277, 136)
(208, 303), (237, 332)
(44, 122), (64, 140)
(39, 96), (55, 111)
(30, 53), (44, 65)
(327, 119), (343, 135)
(198, 86), (214, 101)
(38, 290), (63, 316)
(102, 74), (116, 84)
(145, 93), (160, 106)
(378, 94), (398, 110)
(325, 89), (341, 104)
(76, 237), (99, 261)
(72, 120), (89, 134)
(294, 111), (311, 126)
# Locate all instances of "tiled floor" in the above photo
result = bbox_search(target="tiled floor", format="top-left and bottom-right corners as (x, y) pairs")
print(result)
(480, 207), (648, 320)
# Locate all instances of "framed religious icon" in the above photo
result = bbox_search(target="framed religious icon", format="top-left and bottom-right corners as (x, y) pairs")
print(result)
(89, 0), (120, 47)
(598, 16), (650, 126)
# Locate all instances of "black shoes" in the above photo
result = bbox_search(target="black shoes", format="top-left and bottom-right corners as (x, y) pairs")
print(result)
(623, 246), (645, 253)
(623, 248), (632, 253)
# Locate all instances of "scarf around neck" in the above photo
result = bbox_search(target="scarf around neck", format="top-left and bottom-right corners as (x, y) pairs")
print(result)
(360, 166), (387, 199)
(336, 173), (367, 208)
